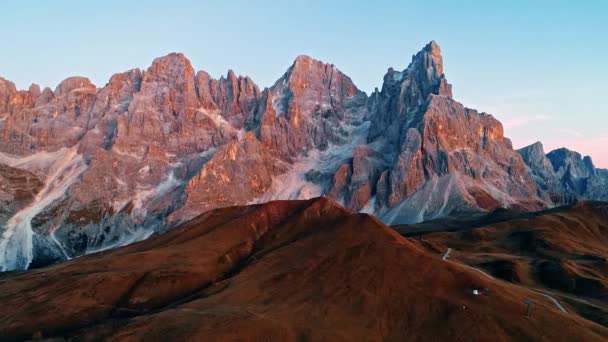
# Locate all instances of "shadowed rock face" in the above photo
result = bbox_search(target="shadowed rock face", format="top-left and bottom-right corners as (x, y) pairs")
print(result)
(518, 143), (608, 203)
(0, 198), (606, 341)
(0, 41), (605, 270)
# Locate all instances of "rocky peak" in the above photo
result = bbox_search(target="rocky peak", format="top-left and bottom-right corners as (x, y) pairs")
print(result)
(0, 77), (17, 95)
(419, 40), (443, 76)
(255, 54), (364, 159)
(28, 84), (41, 100)
(547, 148), (590, 175)
(195, 69), (261, 129)
(54, 77), (96, 97)
(518, 141), (546, 163)
(35, 87), (54, 107)
(368, 41), (453, 144)
(194, 70), (218, 110)
(0, 78), (17, 112)
(518, 142), (564, 202)
(284, 55), (360, 99)
(397, 40), (451, 98)
(136, 52), (199, 122)
(583, 155), (596, 171)
(145, 52), (195, 82)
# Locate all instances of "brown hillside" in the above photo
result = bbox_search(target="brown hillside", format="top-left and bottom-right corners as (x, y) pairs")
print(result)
(0, 198), (606, 341)
(407, 202), (608, 327)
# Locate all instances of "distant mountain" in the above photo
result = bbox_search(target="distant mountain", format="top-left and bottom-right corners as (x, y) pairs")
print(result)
(518, 142), (608, 203)
(0, 41), (605, 271)
(1, 198), (605, 340)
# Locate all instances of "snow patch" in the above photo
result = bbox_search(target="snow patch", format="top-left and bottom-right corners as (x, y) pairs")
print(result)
(251, 114), (370, 204)
(0, 147), (87, 271)
(0, 148), (74, 175)
(131, 171), (180, 218)
(271, 79), (289, 117)
(392, 71), (404, 82)
(197, 108), (244, 139)
(360, 196), (377, 214)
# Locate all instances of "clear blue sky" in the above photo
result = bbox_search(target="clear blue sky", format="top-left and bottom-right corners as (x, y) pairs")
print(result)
(2, 0), (606, 167)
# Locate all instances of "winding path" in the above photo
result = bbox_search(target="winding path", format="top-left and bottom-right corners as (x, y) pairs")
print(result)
(442, 248), (567, 313)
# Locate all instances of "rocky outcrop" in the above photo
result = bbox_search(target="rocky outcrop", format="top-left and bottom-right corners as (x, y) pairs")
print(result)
(195, 70), (261, 129)
(0, 41), (605, 271)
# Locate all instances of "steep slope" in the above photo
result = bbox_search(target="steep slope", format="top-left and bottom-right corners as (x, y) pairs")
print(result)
(402, 201), (608, 326)
(0, 198), (606, 341)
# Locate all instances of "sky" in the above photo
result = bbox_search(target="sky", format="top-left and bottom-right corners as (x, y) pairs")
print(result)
(1, 0), (607, 167)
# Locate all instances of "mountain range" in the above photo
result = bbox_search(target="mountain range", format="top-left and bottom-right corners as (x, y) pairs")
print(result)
(1, 41), (607, 271)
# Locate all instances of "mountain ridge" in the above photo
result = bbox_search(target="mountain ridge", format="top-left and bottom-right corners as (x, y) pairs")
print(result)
(0, 41), (606, 271)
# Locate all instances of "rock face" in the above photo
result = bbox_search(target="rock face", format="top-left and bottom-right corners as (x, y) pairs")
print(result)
(253, 55), (366, 159)
(519, 143), (608, 203)
(337, 41), (544, 223)
(0, 41), (605, 271)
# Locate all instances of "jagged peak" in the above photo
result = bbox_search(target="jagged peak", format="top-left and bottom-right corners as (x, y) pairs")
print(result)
(28, 83), (41, 96)
(268, 54), (359, 95)
(294, 54), (323, 65)
(548, 147), (582, 158)
(198, 69), (256, 88)
(547, 147), (599, 174)
(0, 77), (17, 94)
(223, 69), (256, 85)
(517, 141), (550, 165)
(151, 52), (190, 64)
(423, 40), (442, 58)
(407, 40), (444, 77)
(378, 40), (451, 101)
(583, 155), (596, 170)
(146, 52), (195, 80)
(519, 141), (545, 153)
(290, 54), (340, 74)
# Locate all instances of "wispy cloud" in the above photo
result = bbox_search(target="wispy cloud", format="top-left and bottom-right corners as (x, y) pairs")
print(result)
(556, 128), (583, 138)
(502, 114), (552, 129)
